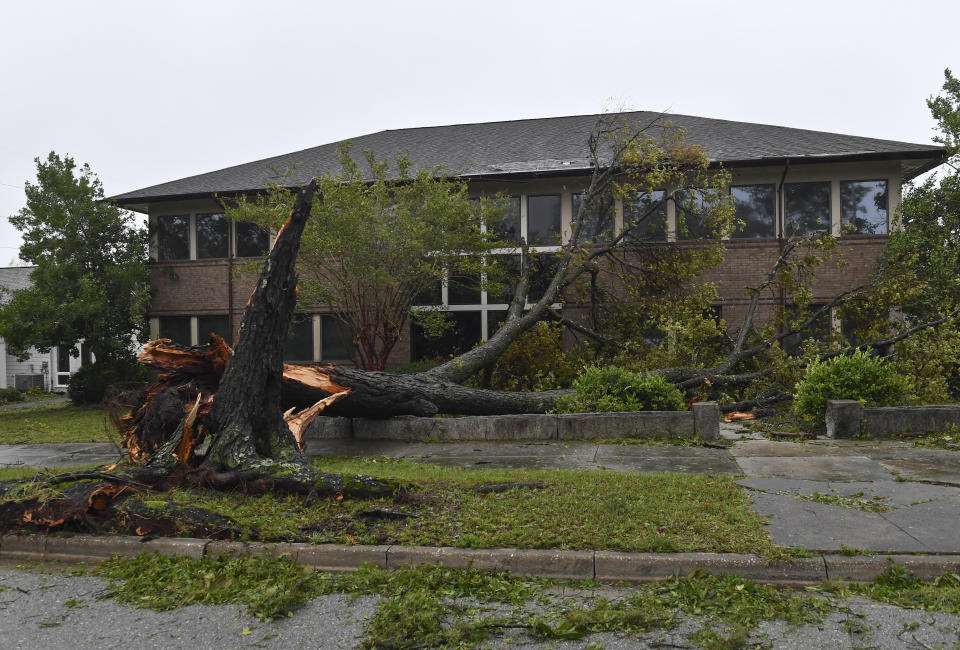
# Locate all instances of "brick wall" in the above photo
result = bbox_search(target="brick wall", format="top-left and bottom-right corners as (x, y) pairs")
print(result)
(148, 238), (887, 364)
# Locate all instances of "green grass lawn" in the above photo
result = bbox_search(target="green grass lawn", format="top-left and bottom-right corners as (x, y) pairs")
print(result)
(148, 457), (776, 555)
(0, 402), (117, 444)
(0, 457), (775, 555)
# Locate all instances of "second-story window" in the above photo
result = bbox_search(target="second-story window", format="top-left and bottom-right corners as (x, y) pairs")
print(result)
(236, 221), (270, 257)
(785, 181), (831, 237)
(156, 215), (190, 261)
(490, 196), (521, 244)
(841, 180), (888, 235)
(731, 184), (776, 238)
(571, 193), (615, 243)
(196, 213), (229, 258)
(676, 189), (715, 240)
(527, 195), (562, 245)
(623, 190), (667, 242)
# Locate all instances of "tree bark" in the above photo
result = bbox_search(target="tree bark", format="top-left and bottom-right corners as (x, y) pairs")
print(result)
(200, 180), (318, 470)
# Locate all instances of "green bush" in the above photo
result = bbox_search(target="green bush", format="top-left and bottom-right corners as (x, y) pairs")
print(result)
(68, 358), (148, 405)
(487, 321), (582, 391)
(793, 349), (909, 422)
(0, 387), (25, 405)
(554, 365), (686, 413)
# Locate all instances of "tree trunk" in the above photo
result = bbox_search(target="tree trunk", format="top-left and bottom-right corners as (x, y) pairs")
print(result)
(199, 180), (318, 470)
(284, 364), (567, 417)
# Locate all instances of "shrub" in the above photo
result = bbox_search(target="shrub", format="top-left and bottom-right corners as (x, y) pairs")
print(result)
(487, 321), (583, 391)
(0, 387), (25, 405)
(554, 365), (686, 413)
(68, 358), (149, 405)
(793, 349), (910, 422)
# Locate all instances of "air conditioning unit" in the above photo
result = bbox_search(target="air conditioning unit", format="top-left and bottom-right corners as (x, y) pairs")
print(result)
(14, 374), (44, 391)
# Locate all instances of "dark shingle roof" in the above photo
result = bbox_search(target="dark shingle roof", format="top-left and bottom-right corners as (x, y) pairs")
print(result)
(0, 266), (34, 305)
(112, 111), (944, 205)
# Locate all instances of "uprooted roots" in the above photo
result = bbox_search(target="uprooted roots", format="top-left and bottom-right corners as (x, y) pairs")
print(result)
(0, 460), (407, 539)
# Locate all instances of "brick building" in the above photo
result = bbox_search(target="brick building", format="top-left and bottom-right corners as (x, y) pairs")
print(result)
(112, 112), (944, 365)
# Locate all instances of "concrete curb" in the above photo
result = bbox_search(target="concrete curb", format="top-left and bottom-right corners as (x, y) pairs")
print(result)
(4, 534), (960, 584)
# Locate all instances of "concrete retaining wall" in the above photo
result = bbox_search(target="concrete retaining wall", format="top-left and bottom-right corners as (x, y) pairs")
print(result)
(826, 400), (960, 438)
(305, 401), (719, 442)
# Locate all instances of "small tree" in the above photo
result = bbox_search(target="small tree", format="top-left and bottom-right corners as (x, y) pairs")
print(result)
(229, 145), (507, 370)
(0, 153), (149, 365)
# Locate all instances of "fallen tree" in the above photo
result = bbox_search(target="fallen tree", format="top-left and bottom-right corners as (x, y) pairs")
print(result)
(0, 179), (408, 537)
(122, 114), (958, 454)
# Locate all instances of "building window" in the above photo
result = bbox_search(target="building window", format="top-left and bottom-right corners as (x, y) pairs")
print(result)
(156, 215), (190, 261)
(448, 257), (482, 305)
(158, 316), (191, 346)
(841, 180), (888, 235)
(321, 315), (354, 361)
(527, 195), (562, 245)
(236, 221), (270, 257)
(411, 311), (483, 361)
(284, 316), (314, 362)
(675, 190), (715, 240)
(731, 184), (776, 238)
(490, 196), (521, 244)
(785, 182), (831, 237)
(623, 190), (667, 242)
(196, 213), (229, 259)
(571, 193), (615, 243)
(56, 346), (71, 386)
(197, 315), (230, 343)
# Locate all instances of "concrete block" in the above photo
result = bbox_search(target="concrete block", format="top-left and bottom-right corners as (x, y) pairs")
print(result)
(556, 412), (693, 440)
(862, 406), (960, 437)
(823, 555), (893, 582)
(595, 552), (826, 584)
(0, 533), (45, 560)
(353, 417), (439, 441)
(43, 535), (208, 562)
(693, 402), (720, 441)
(885, 554), (960, 581)
(826, 400), (862, 438)
(45, 535), (149, 562)
(387, 546), (594, 580)
(302, 416), (352, 441)
(205, 540), (303, 560)
(296, 544), (389, 571)
(142, 537), (208, 559)
(354, 415), (557, 441)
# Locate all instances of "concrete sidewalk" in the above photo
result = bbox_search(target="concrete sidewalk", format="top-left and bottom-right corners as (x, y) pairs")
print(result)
(3, 425), (960, 554)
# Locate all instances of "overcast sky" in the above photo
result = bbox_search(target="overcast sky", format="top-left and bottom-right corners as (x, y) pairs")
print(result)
(1, 0), (957, 264)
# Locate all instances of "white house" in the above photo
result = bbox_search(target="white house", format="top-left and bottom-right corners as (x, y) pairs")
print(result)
(0, 266), (86, 392)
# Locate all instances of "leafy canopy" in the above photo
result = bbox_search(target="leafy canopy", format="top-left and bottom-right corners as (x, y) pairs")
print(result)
(228, 144), (509, 370)
(0, 152), (149, 362)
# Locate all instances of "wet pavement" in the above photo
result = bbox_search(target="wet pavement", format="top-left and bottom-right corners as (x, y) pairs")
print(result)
(3, 422), (960, 554)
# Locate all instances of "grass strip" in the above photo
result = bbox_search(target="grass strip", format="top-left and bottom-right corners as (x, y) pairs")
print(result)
(84, 552), (834, 649)
(150, 456), (778, 555)
(2, 457), (777, 555)
(0, 403), (116, 444)
(818, 565), (960, 613)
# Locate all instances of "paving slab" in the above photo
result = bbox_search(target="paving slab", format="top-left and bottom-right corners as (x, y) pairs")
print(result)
(731, 439), (895, 457)
(735, 455), (896, 482)
(738, 477), (960, 508)
(872, 455), (960, 486)
(881, 494), (960, 553)
(594, 445), (740, 475)
(747, 492), (927, 552)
